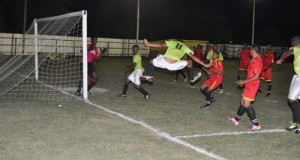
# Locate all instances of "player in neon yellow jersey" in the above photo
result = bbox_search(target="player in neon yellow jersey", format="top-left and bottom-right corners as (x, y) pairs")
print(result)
(141, 39), (209, 83)
(119, 45), (150, 99)
(276, 36), (300, 133)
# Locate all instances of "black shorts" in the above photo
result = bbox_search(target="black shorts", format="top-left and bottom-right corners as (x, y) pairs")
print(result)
(80, 63), (96, 76)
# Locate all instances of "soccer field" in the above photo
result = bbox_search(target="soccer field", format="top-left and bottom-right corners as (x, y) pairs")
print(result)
(1, 57), (299, 160)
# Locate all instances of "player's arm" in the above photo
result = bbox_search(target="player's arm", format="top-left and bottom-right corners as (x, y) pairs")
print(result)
(276, 50), (293, 64)
(143, 39), (167, 48)
(238, 73), (260, 86)
(187, 53), (210, 68)
(124, 62), (136, 74)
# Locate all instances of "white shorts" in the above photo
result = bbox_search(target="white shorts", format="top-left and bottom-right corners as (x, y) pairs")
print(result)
(128, 69), (144, 85)
(152, 55), (188, 71)
(288, 75), (300, 100)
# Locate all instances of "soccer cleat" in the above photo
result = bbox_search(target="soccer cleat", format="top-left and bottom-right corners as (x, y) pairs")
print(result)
(75, 92), (81, 96)
(286, 122), (298, 131)
(200, 103), (211, 109)
(144, 94), (151, 99)
(140, 75), (154, 81)
(190, 72), (202, 83)
(266, 93), (271, 97)
(295, 129), (300, 134)
(218, 89), (224, 94)
(246, 124), (261, 132)
(118, 93), (127, 98)
(226, 116), (239, 125)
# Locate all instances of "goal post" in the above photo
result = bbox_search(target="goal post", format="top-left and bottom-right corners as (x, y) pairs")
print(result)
(0, 10), (89, 102)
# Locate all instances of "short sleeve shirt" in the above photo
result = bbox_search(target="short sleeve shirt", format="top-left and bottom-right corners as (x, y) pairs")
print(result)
(163, 41), (194, 61)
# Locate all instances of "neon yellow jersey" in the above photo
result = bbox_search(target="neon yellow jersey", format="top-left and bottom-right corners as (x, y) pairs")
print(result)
(163, 41), (194, 61)
(206, 49), (224, 64)
(291, 46), (300, 75)
(133, 53), (144, 71)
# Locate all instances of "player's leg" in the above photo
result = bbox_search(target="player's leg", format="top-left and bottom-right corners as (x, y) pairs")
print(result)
(187, 60), (201, 83)
(75, 63), (83, 96)
(145, 59), (155, 77)
(287, 75), (300, 132)
(218, 83), (224, 94)
(200, 79), (217, 108)
(179, 70), (187, 82)
(242, 98), (261, 131)
(134, 69), (150, 99)
(87, 65), (98, 92)
(134, 84), (150, 99)
(119, 78), (130, 97)
(174, 70), (180, 82)
(227, 98), (246, 125)
(265, 69), (272, 97)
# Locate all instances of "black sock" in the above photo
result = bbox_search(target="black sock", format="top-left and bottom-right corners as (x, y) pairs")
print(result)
(122, 84), (129, 94)
(267, 84), (272, 92)
(180, 70), (187, 78)
(206, 91), (211, 103)
(289, 101), (300, 123)
(76, 81), (82, 93)
(187, 67), (195, 80)
(237, 75), (240, 80)
(235, 105), (246, 121)
(146, 63), (154, 76)
(219, 83), (223, 90)
(246, 106), (259, 126)
(136, 86), (148, 96)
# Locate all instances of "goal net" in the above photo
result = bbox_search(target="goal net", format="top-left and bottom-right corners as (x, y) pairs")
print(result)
(0, 11), (88, 102)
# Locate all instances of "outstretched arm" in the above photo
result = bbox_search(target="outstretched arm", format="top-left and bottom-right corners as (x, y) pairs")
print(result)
(187, 53), (210, 68)
(144, 39), (167, 48)
(276, 50), (293, 64)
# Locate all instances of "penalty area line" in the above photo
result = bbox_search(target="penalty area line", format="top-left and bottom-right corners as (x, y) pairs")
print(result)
(175, 129), (286, 139)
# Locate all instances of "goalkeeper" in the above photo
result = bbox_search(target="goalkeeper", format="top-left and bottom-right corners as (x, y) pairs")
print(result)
(75, 37), (101, 96)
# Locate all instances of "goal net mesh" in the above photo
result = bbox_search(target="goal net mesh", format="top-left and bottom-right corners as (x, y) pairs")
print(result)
(0, 11), (86, 102)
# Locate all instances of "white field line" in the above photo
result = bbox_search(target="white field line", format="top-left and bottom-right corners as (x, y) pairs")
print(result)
(41, 82), (226, 160)
(175, 129), (286, 139)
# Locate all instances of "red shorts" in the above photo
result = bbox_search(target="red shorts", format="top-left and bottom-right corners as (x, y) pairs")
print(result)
(260, 68), (272, 81)
(242, 81), (260, 101)
(239, 62), (248, 71)
(204, 77), (222, 91)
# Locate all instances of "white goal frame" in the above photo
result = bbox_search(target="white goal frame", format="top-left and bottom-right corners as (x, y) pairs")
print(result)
(33, 10), (88, 100)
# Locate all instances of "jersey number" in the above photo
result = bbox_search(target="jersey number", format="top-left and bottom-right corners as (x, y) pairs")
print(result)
(175, 43), (183, 50)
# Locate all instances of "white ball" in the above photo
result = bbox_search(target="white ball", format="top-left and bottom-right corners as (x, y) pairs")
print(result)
(58, 104), (62, 107)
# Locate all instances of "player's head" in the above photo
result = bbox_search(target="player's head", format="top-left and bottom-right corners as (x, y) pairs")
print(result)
(243, 43), (248, 49)
(213, 44), (218, 51)
(267, 44), (272, 51)
(91, 37), (97, 45)
(291, 36), (300, 46)
(212, 51), (220, 60)
(132, 45), (139, 54)
(250, 44), (261, 57)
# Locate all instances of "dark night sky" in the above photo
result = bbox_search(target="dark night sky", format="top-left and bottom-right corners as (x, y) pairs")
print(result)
(0, 0), (299, 46)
